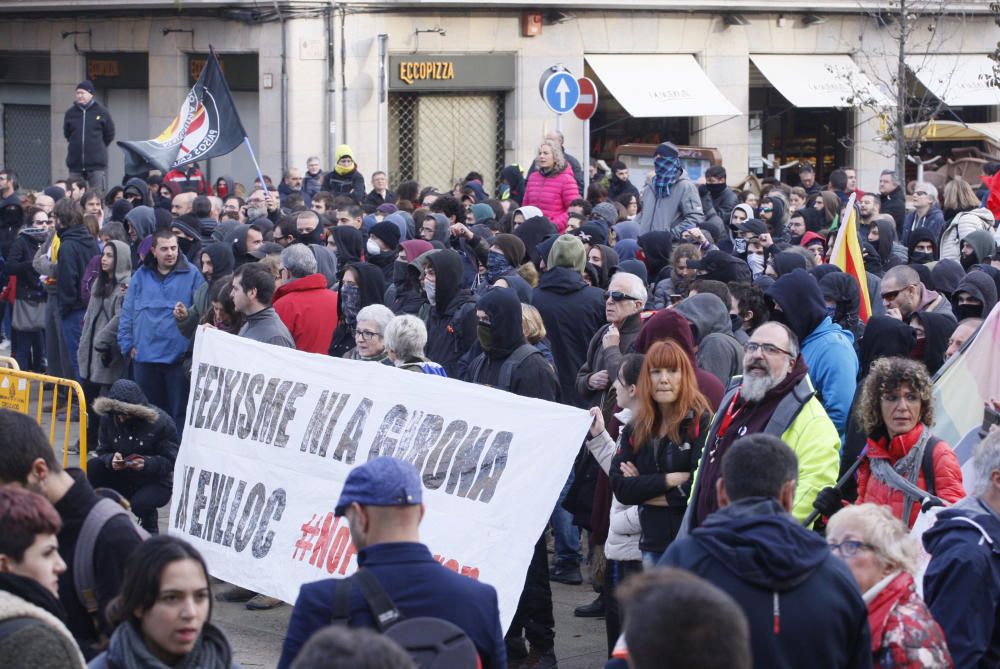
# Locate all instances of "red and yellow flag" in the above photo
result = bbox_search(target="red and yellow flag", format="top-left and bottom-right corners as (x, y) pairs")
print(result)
(829, 193), (873, 323)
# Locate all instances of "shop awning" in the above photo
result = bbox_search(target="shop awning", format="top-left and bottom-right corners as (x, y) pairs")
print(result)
(750, 54), (893, 108)
(903, 120), (1000, 146)
(585, 54), (740, 118)
(905, 54), (1000, 107)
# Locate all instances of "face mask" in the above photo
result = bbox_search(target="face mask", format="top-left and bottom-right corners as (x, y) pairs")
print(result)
(366, 239), (383, 256)
(734, 238), (748, 255)
(909, 338), (926, 361)
(341, 284), (361, 325)
(953, 303), (983, 321)
(423, 277), (436, 306)
(746, 253), (764, 277)
(177, 236), (193, 255)
(706, 182), (727, 196)
(296, 228), (322, 246)
(910, 251), (934, 265)
(477, 323), (493, 351)
(486, 251), (512, 284)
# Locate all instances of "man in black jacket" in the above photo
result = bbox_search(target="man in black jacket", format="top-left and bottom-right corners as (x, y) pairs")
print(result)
(465, 287), (559, 669)
(661, 434), (871, 669)
(63, 81), (114, 194)
(878, 169), (906, 236)
(53, 199), (99, 382)
(422, 249), (477, 378)
(0, 410), (144, 660)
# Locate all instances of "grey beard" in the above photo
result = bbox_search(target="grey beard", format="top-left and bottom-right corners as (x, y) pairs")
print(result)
(741, 371), (778, 403)
(246, 206), (267, 220)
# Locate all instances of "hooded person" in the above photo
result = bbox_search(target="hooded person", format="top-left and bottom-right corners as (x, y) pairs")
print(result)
(772, 250), (809, 278)
(514, 215), (558, 267)
(961, 229), (997, 271)
(330, 225), (365, 278)
(906, 228), (939, 264)
(818, 271), (865, 351)
(870, 217), (904, 270)
(614, 238), (640, 262)
(468, 203), (496, 229)
(637, 142), (704, 237)
(661, 435), (871, 669)
(225, 225), (261, 268)
(321, 144), (366, 203)
(618, 258), (648, 286)
(976, 264), (1000, 305)
(78, 240), (132, 393)
(419, 212), (449, 247)
(951, 270), (999, 322)
(328, 262), (386, 358)
(387, 239), (434, 315)
(531, 235), (606, 408)
(213, 175), (234, 200)
(169, 213), (203, 265)
(674, 293), (744, 388)
(631, 308), (724, 410)
(464, 286), (559, 399)
(590, 244), (620, 290)
(500, 165), (525, 203)
(487, 234), (533, 302)
(720, 203), (755, 255)
(174, 242), (236, 341)
(123, 205), (156, 265)
(422, 249), (479, 378)
(688, 250), (753, 284)
(121, 177), (151, 208)
(109, 199), (132, 225)
(761, 194), (789, 243)
(636, 231), (673, 289)
(310, 245), (339, 289)
(930, 258), (965, 302)
(765, 268), (859, 434)
(909, 310), (957, 376)
(384, 212), (410, 244)
(513, 205), (544, 226)
(88, 379), (178, 532)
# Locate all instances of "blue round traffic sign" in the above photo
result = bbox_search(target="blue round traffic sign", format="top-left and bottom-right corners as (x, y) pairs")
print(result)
(542, 71), (580, 114)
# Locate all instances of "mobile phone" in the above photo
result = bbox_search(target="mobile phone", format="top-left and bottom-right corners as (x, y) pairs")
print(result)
(981, 406), (1000, 438)
(669, 294), (683, 305)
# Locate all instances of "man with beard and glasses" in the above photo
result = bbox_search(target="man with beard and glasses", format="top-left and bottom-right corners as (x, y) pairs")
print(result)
(681, 322), (840, 532)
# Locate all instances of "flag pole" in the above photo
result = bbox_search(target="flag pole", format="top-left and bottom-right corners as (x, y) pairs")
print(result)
(243, 136), (270, 197)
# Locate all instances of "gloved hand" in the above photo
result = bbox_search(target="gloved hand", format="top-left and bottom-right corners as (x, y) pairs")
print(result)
(812, 486), (843, 518)
(96, 348), (112, 367)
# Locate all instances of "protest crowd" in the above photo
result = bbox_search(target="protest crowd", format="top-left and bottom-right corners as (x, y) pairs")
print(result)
(3, 78), (1000, 669)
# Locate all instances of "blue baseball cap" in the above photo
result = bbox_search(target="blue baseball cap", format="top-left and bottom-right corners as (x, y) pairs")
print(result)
(334, 457), (423, 516)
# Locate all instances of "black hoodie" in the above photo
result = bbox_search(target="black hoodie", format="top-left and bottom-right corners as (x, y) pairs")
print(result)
(331, 225), (365, 277)
(906, 227), (939, 263)
(200, 241), (235, 283)
(911, 310), (956, 375)
(328, 262), (386, 358)
(663, 497), (871, 669)
(122, 177), (151, 207)
(56, 225), (100, 316)
(637, 231), (673, 283)
(818, 271), (864, 348)
(424, 250), (478, 378)
(513, 216), (558, 266)
(952, 270), (998, 320)
(764, 269), (827, 343)
(465, 287), (558, 401)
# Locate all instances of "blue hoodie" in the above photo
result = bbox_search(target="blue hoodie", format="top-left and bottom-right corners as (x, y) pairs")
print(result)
(766, 268), (858, 434)
(922, 497), (1000, 669)
(662, 498), (871, 669)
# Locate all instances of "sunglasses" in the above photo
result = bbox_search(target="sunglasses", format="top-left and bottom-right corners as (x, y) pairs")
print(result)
(880, 284), (914, 301)
(604, 290), (640, 302)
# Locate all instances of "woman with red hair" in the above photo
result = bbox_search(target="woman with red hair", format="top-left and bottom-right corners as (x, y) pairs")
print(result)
(609, 340), (712, 566)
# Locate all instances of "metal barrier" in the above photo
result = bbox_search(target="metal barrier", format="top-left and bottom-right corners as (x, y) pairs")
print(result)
(0, 367), (88, 470)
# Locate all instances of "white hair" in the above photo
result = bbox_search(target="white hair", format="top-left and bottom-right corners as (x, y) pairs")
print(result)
(356, 304), (395, 334)
(826, 503), (919, 574)
(610, 272), (647, 305)
(973, 430), (1000, 497)
(914, 181), (938, 201)
(384, 315), (428, 360)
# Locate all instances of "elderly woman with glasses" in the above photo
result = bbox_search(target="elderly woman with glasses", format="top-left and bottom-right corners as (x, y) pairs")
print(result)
(851, 357), (964, 527)
(344, 303), (394, 363)
(826, 504), (952, 668)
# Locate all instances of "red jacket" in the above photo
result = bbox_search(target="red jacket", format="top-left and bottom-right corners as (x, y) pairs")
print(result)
(273, 273), (339, 354)
(856, 423), (964, 528)
(522, 164), (579, 232)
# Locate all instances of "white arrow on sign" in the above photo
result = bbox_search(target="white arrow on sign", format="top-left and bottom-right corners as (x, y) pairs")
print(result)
(556, 78), (570, 109)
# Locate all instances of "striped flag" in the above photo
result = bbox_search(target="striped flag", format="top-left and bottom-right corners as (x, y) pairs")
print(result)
(829, 192), (873, 322)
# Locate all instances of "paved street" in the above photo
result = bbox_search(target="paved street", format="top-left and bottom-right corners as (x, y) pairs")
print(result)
(214, 577), (608, 669)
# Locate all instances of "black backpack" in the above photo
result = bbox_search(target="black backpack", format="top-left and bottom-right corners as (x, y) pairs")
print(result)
(330, 569), (479, 669)
(466, 343), (542, 392)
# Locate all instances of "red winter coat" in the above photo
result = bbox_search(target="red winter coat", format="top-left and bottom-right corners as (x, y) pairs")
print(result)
(522, 164), (579, 232)
(273, 273), (339, 354)
(855, 423), (964, 528)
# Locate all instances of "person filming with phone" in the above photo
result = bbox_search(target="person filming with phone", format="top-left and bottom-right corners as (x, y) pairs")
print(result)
(86, 379), (179, 533)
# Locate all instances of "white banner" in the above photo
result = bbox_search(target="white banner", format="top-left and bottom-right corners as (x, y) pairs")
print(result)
(169, 329), (589, 629)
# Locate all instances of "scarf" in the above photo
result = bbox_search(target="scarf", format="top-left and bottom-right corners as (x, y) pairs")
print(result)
(103, 620), (233, 669)
(868, 427), (943, 522)
(653, 155), (681, 199)
(864, 571), (913, 653)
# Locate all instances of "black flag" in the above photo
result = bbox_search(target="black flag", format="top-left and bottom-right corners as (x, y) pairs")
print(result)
(118, 49), (247, 175)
